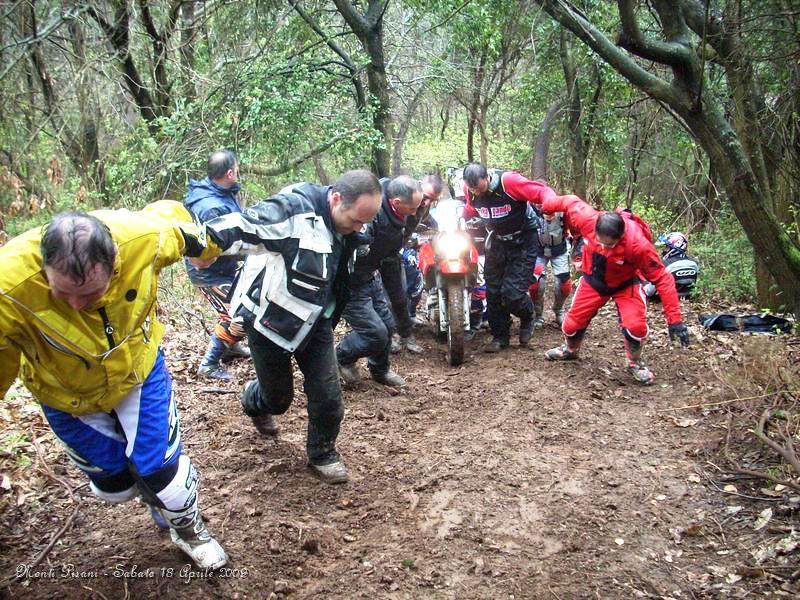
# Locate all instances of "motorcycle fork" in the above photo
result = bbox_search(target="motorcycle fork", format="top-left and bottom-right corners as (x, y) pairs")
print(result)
(436, 273), (470, 332)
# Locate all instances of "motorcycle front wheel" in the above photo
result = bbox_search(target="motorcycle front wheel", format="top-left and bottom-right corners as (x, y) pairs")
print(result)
(446, 279), (465, 366)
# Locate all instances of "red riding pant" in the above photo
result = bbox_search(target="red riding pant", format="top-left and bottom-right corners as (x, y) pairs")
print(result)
(562, 278), (648, 341)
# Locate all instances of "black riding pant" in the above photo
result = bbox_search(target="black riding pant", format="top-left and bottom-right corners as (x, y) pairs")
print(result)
(484, 229), (539, 341)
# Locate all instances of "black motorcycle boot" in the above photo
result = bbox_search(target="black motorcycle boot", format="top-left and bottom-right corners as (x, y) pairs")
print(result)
(519, 319), (534, 346)
(484, 337), (510, 353)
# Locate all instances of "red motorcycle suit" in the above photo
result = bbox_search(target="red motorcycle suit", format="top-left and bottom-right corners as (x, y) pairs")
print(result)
(541, 195), (683, 339)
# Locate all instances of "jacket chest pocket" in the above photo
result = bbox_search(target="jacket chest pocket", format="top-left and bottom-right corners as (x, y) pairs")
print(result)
(288, 237), (332, 303)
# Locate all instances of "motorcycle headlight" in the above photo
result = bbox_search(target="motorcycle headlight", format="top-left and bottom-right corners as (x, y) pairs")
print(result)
(436, 232), (470, 260)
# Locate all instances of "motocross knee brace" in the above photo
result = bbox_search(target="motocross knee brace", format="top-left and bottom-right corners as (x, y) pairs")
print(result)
(89, 469), (138, 504)
(553, 273), (572, 309)
(135, 455), (199, 529)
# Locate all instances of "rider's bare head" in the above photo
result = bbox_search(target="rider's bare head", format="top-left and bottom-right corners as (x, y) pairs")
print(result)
(595, 212), (625, 249)
(41, 213), (116, 310)
(463, 163), (488, 187)
(421, 174), (444, 205)
(41, 213), (116, 283)
(388, 175), (423, 217)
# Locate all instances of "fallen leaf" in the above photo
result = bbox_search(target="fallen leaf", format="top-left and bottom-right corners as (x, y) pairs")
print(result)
(753, 508), (773, 531)
(672, 417), (699, 428)
(736, 566), (765, 578)
(775, 533), (800, 554)
(614, 538), (624, 546)
(686, 523), (704, 536)
(1, 474), (11, 490)
(708, 565), (727, 577)
(723, 484), (738, 493)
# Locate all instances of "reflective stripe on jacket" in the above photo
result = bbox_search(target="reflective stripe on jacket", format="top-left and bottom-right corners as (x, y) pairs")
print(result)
(211, 184), (361, 352)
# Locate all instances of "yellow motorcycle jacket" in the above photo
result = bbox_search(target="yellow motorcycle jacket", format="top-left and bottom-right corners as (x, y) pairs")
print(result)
(0, 201), (218, 415)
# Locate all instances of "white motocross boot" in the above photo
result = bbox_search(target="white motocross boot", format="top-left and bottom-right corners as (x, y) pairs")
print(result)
(155, 456), (228, 569)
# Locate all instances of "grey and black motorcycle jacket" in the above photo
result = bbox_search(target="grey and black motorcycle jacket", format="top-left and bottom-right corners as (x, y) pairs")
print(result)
(533, 208), (568, 258)
(204, 183), (362, 352)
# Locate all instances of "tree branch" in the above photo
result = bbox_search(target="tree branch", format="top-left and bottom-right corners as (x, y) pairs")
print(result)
(616, 0), (693, 66)
(246, 129), (358, 177)
(538, 0), (674, 103)
(331, 0), (370, 37)
(290, 1), (367, 110)
(754, 408), (800, 476)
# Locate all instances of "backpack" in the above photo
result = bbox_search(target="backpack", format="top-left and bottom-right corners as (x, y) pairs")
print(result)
(615, 208), (654, 266)
(615, 208), (653, 243)
(699, 313), (794, 334)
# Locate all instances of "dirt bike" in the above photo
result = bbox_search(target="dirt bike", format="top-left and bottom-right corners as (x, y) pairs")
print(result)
(417, 200), (480, 366)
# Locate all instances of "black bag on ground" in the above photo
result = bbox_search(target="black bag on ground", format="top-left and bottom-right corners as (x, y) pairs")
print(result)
(699, 313), (794, 334)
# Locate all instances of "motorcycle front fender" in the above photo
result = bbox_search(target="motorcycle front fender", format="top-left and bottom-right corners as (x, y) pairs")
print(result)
(439, 258), (468, 275)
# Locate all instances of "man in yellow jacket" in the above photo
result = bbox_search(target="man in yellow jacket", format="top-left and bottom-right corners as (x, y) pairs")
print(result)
(0, 200), (227, 569)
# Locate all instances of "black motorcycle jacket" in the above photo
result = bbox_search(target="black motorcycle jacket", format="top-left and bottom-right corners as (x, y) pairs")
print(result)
(467, 170), (539, 237)
(350, 178), (409, 288)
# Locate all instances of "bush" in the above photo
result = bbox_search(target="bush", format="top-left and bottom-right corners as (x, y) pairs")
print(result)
(631, 201), (756, 304)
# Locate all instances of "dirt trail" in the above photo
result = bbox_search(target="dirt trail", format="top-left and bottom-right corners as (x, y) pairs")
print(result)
(1, 302), (797, 599)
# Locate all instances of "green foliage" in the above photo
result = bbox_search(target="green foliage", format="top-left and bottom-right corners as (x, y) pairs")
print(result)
(103, 123), (165, 209)
(632, 201), (756, 304)
(692, 216), (756, 304)
(0, 430), (32, 468)
(402, 114), (524, 175)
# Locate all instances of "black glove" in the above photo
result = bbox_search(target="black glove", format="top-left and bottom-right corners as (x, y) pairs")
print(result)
(668, 322), (690, 347)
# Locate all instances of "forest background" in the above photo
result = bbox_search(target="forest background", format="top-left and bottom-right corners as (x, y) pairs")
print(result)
(0, 0), (798, 315)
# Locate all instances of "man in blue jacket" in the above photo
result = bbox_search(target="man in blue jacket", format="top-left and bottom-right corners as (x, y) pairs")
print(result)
(184, 150), (251, 380)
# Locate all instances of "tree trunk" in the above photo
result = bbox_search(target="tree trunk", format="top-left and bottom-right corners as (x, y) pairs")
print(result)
(466, 115), (476, 163)
(531, 100), (566, 181)
(536, 0), (800, 316)
(332, 0), (392, 177)
(87, 2), (160, 129)
(559, 30), (587, 198)
(478, 109), (489, 165)
(67, 10), (104, 199)
(313, 155), (330, 185)
(180, 1), (197, 101)
(392, 87), (424, 175)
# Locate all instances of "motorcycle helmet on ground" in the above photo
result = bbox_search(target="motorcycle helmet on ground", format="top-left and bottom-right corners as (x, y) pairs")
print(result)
(658, 231), (688, 258)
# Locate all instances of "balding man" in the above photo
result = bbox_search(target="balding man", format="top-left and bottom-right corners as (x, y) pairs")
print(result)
(0, 202), (228, 569)
(336, 175), (423, 388)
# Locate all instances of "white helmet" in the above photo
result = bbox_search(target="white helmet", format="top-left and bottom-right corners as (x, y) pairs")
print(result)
(658, 231), (688, 258)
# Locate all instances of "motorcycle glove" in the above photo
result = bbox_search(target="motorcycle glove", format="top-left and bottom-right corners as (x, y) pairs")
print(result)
(668, 322), (690, 347)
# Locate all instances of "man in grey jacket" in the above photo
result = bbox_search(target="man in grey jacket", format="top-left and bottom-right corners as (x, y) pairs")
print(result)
(204, 169), (381, 484)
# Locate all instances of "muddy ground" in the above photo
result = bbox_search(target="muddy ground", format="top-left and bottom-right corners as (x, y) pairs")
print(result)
(1, 284), (798, 599)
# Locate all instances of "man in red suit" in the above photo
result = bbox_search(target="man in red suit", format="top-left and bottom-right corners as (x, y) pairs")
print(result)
(540, 195), (690, 384)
